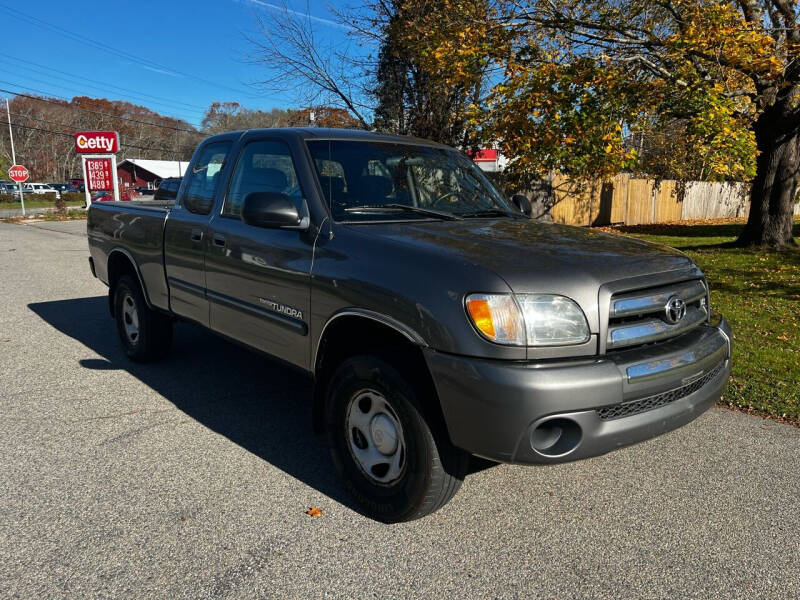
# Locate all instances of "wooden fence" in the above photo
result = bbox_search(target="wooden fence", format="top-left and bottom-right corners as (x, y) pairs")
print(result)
(539, 174), (799, 226)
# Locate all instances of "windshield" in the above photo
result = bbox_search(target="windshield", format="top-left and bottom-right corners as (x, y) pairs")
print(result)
(306, 140), (516, 222)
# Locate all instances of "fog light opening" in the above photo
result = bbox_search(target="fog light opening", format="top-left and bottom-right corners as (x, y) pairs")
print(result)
(530, 418), (582, 457)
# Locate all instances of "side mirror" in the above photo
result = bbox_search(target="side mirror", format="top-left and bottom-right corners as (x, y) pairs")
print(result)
(511, 194), (532, 217)
(241, 192), (308, 229)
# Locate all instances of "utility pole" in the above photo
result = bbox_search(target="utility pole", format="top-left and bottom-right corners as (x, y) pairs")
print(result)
(5, 97), (25, 216)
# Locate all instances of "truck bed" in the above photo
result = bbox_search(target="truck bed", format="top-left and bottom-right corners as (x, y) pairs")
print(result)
(129, 199), (175, 209)
(104, 198), (175, 210)
(87, 200), (171, 311)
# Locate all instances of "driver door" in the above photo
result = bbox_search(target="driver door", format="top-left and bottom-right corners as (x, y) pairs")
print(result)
(205, 137), (314, 369)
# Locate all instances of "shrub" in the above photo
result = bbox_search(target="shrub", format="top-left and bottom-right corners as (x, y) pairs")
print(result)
(0, 192), (84, 205)
(62, 192), (84, 203)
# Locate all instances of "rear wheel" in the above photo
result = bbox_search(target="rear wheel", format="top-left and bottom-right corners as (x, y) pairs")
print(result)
(113, 274), (172, 362)
(326, 355), (468, 523)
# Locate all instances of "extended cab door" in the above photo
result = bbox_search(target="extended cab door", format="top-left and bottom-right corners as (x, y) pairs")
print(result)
(204, 136), (314, 369)
(164, 140), (233, 325)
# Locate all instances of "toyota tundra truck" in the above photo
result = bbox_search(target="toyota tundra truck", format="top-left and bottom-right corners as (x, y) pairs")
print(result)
(87, 128), (732, 522)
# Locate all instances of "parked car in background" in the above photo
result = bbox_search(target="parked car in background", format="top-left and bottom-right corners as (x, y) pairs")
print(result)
(24, 183), (61, 199)
(153, 177), (181, 202)
(1, 183), (27, 198)
(49, 183), (81, 193)
(134, 186), (156, 196)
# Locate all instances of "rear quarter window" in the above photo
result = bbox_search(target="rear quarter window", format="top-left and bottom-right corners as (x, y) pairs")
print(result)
(182, 141), (231, 214)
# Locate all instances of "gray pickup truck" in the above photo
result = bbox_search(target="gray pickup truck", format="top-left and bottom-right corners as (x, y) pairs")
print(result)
(87, 128), (732, 522)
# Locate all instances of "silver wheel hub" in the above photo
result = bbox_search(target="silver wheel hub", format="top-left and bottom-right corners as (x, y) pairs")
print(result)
(346, 390), (406, 485)
(370, 414), (398, 455)
(121, 293), (140, 344)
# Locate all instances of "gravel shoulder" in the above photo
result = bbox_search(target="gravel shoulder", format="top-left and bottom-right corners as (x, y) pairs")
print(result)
(1, 220), (798, 600)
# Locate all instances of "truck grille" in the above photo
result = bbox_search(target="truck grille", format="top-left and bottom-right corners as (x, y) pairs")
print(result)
(607, 279), (708, 350)
(597, 362), (724, 420)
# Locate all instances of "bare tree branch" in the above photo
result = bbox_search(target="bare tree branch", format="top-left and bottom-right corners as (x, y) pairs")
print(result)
(246, 2), (371, 128)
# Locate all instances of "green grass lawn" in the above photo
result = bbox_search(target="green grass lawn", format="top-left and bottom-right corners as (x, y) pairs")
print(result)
(606, 219), (800, 425)
(0, 198), (85, 210)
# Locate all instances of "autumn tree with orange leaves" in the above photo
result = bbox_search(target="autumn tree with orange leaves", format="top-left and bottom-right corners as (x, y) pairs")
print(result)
(481, 0), (799, 247)
(372, 0), (505, 147)
(249, 0), (799, 246)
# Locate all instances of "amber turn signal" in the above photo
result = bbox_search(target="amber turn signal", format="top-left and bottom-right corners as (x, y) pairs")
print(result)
(464, 293), (526, 345)
(466, 298), (496, 338)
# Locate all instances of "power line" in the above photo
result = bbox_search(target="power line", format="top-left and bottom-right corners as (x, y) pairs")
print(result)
(0, 65), (207, 125)
(0, 51), (210, 117)
(0, 4), (261, 100)
(6, 111), (203, 151)
(4, 120), (198, 155)
(0, 83), (203, 133)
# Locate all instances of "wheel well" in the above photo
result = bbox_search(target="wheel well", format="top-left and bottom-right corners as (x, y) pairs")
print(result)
(106, 251), (144, 316)
(312, 315), (450, 443)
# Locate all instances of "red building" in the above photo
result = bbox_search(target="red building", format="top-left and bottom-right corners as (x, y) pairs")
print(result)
(117, 159), (188, 189)
(469, 148), (508, 173)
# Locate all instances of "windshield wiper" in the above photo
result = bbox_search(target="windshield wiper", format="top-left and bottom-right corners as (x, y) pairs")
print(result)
(458, 209), (517, 219)
(343, 204), (462, 220)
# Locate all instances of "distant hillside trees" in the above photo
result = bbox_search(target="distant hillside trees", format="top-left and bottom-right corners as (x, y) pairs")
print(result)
(0, 95), (202, 182)
(0, 95), (359, 182)
(200, 102), (359, 133)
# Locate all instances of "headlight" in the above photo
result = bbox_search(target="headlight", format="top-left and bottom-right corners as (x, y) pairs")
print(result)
(516, 294), (591, 345)
(466, 293), (590, 346)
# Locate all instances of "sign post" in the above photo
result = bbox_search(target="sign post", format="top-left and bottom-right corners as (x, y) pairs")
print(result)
(75, 131), (120, 207)
(8, 164), (29, 215)
(5, 97), (26, 216)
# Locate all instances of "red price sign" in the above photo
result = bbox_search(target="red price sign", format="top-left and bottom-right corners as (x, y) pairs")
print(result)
(85, 158), (114, 191)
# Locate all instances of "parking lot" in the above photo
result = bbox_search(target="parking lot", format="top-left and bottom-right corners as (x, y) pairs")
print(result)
(1, 219), (799, 599)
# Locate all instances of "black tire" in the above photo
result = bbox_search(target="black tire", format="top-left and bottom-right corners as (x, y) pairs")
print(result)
(113, 274), (172, 362)
(325, 355), (468, 523)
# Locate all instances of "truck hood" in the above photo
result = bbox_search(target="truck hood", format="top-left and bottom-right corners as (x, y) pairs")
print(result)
(352, 218), (698, 331)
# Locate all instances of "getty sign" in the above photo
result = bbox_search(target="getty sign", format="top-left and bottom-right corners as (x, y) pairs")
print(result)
(74, 131), (121, 207)
(74, 131), (120, 154)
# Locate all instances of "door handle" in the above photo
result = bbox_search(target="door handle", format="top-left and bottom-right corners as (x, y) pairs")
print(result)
(190, 229), (203, 242)
(212, 234), (226, 247)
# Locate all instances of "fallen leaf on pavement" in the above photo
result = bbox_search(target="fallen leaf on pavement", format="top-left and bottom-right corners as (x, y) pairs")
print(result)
(306, 507), (323, 518)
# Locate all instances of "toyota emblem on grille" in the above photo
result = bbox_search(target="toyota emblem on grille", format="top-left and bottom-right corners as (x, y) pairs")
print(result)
(664, 296), (687, 324)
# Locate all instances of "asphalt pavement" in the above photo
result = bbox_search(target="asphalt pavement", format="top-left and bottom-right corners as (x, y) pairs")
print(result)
(1, 219), (798, 599)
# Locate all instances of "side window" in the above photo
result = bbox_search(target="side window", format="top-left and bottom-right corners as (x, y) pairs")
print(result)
(183, 141), (231, 215)
(222, 140), (305, 218)
(314, 158), (348, 206)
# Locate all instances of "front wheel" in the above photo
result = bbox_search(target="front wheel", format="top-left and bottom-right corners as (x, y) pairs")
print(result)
(325, 355), (468, 523)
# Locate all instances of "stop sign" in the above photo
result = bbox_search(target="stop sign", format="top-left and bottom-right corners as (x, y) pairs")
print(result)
(8, 165), (29, 183)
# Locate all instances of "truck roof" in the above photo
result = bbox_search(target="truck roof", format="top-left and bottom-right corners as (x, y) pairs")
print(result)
(203, 127), (452, 149)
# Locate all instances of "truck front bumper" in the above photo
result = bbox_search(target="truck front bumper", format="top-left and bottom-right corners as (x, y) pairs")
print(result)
(424, 316), (732, 464)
